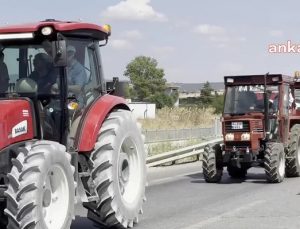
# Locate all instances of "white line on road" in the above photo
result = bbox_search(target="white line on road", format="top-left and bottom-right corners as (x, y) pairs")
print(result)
(183, 200), (265, 229)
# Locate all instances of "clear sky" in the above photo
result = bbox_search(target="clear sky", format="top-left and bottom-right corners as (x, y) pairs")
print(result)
(1, 0), (300, 83)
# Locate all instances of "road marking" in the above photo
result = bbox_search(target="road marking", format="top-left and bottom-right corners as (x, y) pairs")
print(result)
(183, 200), (265, 229)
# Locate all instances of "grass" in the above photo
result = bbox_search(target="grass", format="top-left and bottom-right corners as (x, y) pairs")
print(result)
(139, 107), (217, 130)
(147, 139), (204, 157)
(142, 107), (218, 165)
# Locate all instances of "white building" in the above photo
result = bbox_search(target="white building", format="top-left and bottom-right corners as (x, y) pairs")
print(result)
(128, 102), (156, 119)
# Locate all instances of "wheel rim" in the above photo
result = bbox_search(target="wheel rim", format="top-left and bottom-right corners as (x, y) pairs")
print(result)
(42, 165), (70, 229)
(278, 153), (285, 178)
(118, 136), (141, 204)
(297, 140), (300, 166)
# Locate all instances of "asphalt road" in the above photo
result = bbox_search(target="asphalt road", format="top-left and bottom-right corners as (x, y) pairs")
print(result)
(71, 162), (300, 229)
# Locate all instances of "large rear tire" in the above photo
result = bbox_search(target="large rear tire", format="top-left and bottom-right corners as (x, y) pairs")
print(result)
(286, 124), (300, 177)
(264, 142), (285, 183)
(4, 141), (75, 229)
(202, 144), (223, 183)
(90, 109), (146, 228)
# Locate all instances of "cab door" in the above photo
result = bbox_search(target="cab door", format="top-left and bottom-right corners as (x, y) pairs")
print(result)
(67, 40), (102, 146)
(279, 84), (290, 144)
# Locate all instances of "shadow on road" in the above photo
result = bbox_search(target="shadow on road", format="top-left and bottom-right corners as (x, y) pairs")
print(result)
(245, 172), (270, 184)
(71, 216), (124, 229)
(71, 216), (102, 229)
(187, 171), (270, 184)
(186, 172), (206, 183)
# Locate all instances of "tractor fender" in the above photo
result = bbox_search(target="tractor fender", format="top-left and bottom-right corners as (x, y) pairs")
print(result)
(0, 99), (35, 150)
(77, 94), (130, 152)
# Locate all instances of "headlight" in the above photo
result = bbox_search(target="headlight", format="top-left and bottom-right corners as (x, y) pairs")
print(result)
(241, 133), (251, 141)
(225, 133), (234, 141)
(41, 26), (53, 36)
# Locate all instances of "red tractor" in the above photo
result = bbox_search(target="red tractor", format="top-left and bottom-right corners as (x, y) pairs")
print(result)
(203, 74), (300, 183)
(0, 20), (146, 228)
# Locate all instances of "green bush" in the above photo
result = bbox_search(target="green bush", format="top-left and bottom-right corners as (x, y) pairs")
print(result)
(212, 94), (224, 114)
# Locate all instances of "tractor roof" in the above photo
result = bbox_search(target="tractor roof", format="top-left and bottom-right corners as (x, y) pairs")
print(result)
(224, 74), (294, 86)
(0, 19), (110, 40)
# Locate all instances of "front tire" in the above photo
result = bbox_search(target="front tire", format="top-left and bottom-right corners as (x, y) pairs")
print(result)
(286, 124), (300, 177)
(202, 144), (223, 183)
(90, 109), (146, 228)
(5, 141), (75, 229)
(264, 142), (285, 183)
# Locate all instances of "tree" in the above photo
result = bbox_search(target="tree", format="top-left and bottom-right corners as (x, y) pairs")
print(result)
(148, 93), (174, 109)
(125, 56), (173, 108)
(212, 94), (224, 114)
(200, 81), (214, 107)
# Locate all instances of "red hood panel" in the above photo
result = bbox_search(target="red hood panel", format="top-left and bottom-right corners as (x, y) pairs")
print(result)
(0, 100), (34, 150)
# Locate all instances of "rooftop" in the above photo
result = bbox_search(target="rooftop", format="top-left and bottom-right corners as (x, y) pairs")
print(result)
(174, 82), (224, 93)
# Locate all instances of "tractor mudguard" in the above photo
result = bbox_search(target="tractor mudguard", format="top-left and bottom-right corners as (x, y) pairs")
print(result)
(77, 94), (130, 152)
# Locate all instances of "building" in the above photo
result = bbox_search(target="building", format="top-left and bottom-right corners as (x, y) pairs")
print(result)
(174, 82), (224, 99)
(128, 102), (156, 119)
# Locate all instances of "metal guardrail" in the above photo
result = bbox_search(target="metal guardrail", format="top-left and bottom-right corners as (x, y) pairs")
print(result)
(143, 119), (222, 143)
(146, 138), (223, 167)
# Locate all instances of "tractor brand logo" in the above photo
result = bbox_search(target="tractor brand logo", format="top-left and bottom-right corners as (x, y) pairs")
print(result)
(15, 126), (26, 133)
(12, 120), (28, 138)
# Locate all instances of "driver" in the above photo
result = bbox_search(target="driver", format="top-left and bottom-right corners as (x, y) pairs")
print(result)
(51, 45), (87, 95)
(267, 90), (279, 112)
(29, 53), (57, 94)
(0, 51), (9, 93)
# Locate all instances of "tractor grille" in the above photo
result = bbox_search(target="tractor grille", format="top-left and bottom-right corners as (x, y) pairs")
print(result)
(225, 141), (251, 150)
(225, 121), (250, 132)
(251, 120), (264, 133)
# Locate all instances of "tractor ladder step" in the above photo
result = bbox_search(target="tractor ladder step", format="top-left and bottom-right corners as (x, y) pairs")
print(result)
(79, 172), (90, 177)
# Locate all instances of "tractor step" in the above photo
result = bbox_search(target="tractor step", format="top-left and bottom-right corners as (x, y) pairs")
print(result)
(79, 172), (90, 177)
(87, 196), (99, 202)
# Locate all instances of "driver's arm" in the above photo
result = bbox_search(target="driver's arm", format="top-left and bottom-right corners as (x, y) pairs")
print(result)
(68, 65), (87, 93)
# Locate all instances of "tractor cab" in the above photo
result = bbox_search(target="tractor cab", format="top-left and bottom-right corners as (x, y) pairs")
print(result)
(0, 20), (110, 147)
(223, 74), (293, 146)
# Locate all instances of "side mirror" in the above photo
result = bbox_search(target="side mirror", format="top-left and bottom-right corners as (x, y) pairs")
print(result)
(52, 40), (67, 67)
(106, 77), (119, 94)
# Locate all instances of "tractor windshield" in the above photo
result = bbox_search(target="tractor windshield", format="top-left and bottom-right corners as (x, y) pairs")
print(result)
(224, 85), (279, 114)
(0, 40), (59, 96)
(0, 38), (102, 100)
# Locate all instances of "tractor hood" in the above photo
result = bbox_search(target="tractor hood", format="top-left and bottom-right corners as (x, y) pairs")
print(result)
(0, 100), (35, 150)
